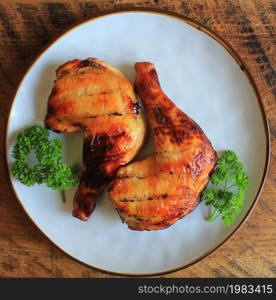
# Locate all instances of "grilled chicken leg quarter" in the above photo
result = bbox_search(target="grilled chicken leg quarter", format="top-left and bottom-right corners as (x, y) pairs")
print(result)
(45, 58), (146, 221)
(109, 62), (217, 231)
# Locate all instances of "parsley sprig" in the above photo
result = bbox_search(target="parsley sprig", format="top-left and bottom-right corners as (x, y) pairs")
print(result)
(203, 150), (250, 226)
(12, 126), (80, 191)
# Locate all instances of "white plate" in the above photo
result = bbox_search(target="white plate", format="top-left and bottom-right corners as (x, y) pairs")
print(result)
(6, 9), (269, 276)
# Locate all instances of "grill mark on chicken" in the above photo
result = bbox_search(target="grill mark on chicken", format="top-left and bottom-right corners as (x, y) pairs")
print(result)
(153, 106), (173, 126)
(153, 122), (204, 144)
(114, 167), (189, 180)
(86, 91), (113, 96)
(80, 59), (102, 68)
(120, 199), (135, 203)
(110, 112), (123, 116)
(119, 193), (169, 203)
(135, 217), (145, 222)
(153, 126), (189, 143)
(53, 112), (125, 121)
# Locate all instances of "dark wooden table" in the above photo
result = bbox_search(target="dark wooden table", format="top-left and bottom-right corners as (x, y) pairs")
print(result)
(0, 0), (275, 278)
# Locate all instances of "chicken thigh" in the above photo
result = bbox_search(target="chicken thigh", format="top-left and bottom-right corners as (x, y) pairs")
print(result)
(45, 58), (146, 220)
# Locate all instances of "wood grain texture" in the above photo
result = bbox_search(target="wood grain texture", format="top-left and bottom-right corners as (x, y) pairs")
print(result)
(0, 0), (275, 278)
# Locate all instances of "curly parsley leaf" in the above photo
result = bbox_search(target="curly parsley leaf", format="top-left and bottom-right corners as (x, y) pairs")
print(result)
(11, 126), (80, 193)
(202, 150), (250, 226)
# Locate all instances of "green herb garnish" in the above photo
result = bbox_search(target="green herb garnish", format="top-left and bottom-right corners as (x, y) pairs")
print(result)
(203, 150), (250, 225)
(11, 126), (80, 192)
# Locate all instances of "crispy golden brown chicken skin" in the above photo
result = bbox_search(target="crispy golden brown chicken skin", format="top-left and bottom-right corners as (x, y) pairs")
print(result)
(109, 62), (217, 231)
(45, 58), (146, 221)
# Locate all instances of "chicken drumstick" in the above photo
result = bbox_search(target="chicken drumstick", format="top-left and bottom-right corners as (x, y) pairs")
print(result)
(109, 62), (216, 230)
